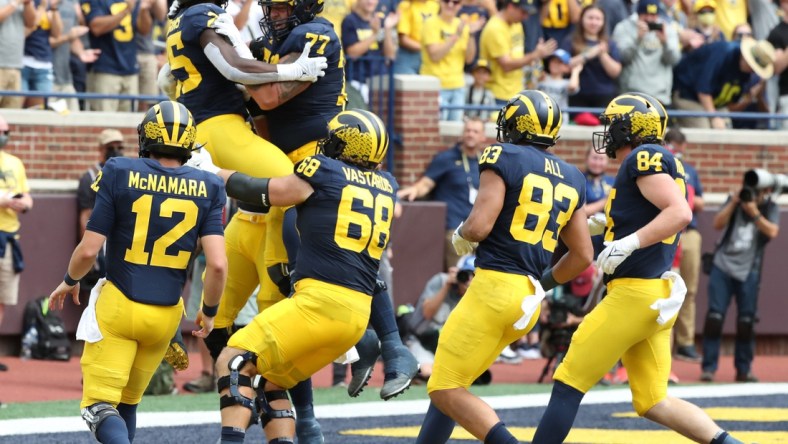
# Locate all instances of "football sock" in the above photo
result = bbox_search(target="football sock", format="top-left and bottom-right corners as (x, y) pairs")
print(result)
(220, 426), (245, 443)
(485, 421), (517, 444)
(370, 283), (398, 337)
(532, 381), (585, 444)
(289, 378), (313, 411)
(95, 413), (130, 444)
(711, 430), (744, 444)
(415, 402), (455, 444)
(116, 403), (137, 442)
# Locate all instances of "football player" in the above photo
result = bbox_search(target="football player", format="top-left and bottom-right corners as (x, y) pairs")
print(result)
(213, 0), (419, 406)
(48, 101), (228, 444)
(189, 109), (397, 444)
(532, 93), (744, 444)
(416, 90), (593, 444)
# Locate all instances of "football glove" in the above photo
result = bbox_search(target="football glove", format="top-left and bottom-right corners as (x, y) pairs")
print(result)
(167, 0), (180, 19)
(451, 221), (477, 256)
(596, 233), (640, 275)
(211, 13), (253, 60)
(186, 147), (220, 174)
(156, 63), (177, 101)
(276, 42), (327, 83)
(587, 213), (607, 236)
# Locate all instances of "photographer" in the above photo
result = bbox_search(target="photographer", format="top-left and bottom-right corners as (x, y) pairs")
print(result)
(404, 255), (476, 379)
(700, 176), (780, 383)
(612, 0), (681, 107)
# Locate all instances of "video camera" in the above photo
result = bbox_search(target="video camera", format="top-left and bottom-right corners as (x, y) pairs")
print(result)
(739, 169), (788, 202)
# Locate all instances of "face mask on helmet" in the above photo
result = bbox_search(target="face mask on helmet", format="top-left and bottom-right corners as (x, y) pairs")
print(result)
(259, 0), (321, 41)
(592, 93), (666, 159)
(495, 90), (561, 147)
(319, 110), (388, 168)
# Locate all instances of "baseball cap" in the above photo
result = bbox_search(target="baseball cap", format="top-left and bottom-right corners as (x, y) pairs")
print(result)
(472, 58), (492, 73)
(508, 0), (538, 15)
(456, 254), (476, 273)
(692, 0), (716, 12)
(570, 265), (595, 297)
(545, 49), (571, 65)
(636, 0), (661, 15)
(99, 129), (124, 146)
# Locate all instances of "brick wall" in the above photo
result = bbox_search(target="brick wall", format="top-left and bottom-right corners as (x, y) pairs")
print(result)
(2, 81), (786, 192)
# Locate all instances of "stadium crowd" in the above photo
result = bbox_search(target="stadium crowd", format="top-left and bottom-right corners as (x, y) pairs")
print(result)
(0, 0), (780, 441)
(0, 0), (786, 128)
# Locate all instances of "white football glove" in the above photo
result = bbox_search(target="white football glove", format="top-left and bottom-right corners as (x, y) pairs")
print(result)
(211, 13), (253, 59)
(167, 0), (180, 19)
(596, 233), (640, 275)
(186, 147), (220, 174)
(587, 213), (607, 236)
(276, 41), (327, 83)
(157, 63), (178, 100)
(451, 221), (478, 256)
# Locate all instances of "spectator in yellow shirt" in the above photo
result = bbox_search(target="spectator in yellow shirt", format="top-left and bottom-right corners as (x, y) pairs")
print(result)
(421, 0), (483, 120)
(479, 0), (556, 104)
(394, 0), (440, 73)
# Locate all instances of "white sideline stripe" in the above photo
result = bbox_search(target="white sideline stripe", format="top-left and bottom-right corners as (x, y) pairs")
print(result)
(2, 383), (787, 436)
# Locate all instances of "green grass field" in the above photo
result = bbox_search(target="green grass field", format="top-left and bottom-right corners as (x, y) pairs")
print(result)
(0, 383), (559, 420)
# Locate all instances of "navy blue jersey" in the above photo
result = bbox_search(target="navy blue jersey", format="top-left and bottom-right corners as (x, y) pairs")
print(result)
(86, 157), (226, 306)
(291, 154), (397, 295)
(167, 3), (248, 123)
(24, 0), (53, 62)
(341, 11), (387, 82)
(83, 0), (140, 74)
(604, 144), (687, 280)
(474, 144), (586, 278)
(673, 41), (751, 107)
(250, 18), (346, 152)
(424, 144), (479, 229)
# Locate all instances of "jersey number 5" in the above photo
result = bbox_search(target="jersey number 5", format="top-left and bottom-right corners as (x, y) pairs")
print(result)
(335, 186), (394, 260)
(125, 195), (198, 269)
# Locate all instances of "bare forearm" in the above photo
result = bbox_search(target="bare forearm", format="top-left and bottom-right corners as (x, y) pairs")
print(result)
(202, 263), (226, 307)
(421, 285), (450, 320)
(89, 11), (128, 36)
(67, 241), (99, 281)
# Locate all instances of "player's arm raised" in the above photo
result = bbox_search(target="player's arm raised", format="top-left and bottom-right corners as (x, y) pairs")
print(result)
(200, 21), (326, 84)
(246, 50), (312, 110)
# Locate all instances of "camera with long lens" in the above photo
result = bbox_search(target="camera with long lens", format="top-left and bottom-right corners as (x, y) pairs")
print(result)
(456, 270), (473, 284)
(739, 169), (788, 202)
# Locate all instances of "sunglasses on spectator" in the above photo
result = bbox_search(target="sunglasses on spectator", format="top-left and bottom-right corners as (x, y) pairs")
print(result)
(735, 32), (752, 39)
(0, 131), (8, 135)
(442, 0), (462, 5)
(106, 144), (124, 150)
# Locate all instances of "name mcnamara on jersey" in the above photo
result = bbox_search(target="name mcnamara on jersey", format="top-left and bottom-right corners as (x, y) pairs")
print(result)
(342, 167), (394, 193)
(128, 171), (209, 198)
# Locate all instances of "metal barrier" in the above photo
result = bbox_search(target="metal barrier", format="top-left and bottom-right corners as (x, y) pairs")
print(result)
(344, 55), (398, 172)
(441, 104), (788, 122)
(0, 90), (168, 112)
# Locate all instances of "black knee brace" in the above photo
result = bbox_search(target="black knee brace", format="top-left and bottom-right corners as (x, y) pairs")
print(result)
(257, 386), (295, 427)
(736, 316), (756, 342)
(703, 312), (724, 339)
(217, 351), (261, 426)
(205, 326), (233, 362)
(267, 263), (292, 297)
(81, 402), (121, 439)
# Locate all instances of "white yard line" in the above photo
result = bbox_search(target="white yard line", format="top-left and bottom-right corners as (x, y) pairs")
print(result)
(1, 383), (786, 436)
